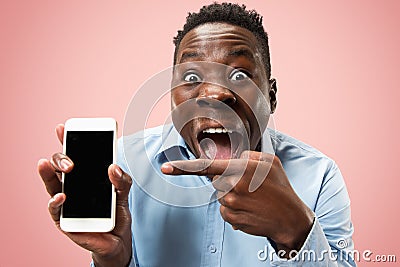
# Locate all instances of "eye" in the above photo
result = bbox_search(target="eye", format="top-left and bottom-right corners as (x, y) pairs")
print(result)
(229, 70), (250, 81)
(183, 72), (202, 83)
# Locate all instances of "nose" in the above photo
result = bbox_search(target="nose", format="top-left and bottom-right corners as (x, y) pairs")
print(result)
(196, 83), (237, 107)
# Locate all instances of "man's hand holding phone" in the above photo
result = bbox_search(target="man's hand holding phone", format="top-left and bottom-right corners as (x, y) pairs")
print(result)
(37, 123), (133, 267)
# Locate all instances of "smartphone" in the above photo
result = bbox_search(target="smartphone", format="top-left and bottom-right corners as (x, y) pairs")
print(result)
(60, 118), (117, 232)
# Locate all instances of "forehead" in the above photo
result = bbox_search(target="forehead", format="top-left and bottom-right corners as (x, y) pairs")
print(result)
(176, 22), (261, 64)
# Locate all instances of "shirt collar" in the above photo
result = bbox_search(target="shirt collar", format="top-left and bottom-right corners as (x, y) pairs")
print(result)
(154, 124), (192, 160)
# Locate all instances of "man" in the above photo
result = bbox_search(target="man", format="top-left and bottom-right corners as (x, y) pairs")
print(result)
(38, 3), (355, 266)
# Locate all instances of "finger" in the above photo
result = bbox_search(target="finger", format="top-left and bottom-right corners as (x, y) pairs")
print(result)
(217, 191), (241, 210)
(55, 124), (64, 144)
(48, 193), (66, 222)
(240, 150), (274, 163)
(213, 175), (241, 193)
(219, 205), (245, 230)
(50, 153), (74, 173)
(240, 151), (275, 192)
(38, 159), (62, 196)
(108, 164), (133, 238)
(161, 159), (246, 176)
(108, 164), (132, 203)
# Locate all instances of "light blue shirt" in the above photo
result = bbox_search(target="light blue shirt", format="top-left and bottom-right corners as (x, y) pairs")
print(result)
(95, 124), (355, 266)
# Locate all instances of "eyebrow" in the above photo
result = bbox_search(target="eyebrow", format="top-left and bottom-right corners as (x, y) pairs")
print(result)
(179, 48), (256, 64)
(228, 48), (256, 64)
(179, 52), (205, 63)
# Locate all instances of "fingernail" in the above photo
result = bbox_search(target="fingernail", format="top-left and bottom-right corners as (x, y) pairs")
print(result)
(49, 194), (60, 206)
(60, 158), (72, 170)
(52, 194), (60, 202)
(161, 163), (173, 174)
(114, 167), (122, 178)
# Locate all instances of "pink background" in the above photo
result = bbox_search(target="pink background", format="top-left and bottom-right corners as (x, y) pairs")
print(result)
(1, 0), (399, 266)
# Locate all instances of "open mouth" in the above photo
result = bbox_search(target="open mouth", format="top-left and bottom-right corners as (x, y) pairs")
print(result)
(197, 127), (243, 159)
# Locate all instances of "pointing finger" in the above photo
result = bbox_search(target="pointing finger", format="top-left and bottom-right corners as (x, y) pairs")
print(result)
(213, 175), (241, 193)
(240, 151), (274, 192)
(161, 159), (246, 176)
(240, 150), (274, 162)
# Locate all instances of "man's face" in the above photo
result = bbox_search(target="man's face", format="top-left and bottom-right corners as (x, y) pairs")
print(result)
(171, 22), (275, 160)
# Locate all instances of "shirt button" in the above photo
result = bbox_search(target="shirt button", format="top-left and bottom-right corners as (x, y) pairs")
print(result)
(209, 244), (217, 253)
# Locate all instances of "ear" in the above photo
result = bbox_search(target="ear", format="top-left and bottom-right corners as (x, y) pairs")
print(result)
(269, 78), (277, 113)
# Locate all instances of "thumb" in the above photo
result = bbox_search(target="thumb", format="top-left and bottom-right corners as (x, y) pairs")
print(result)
(108, 164), (132, 203)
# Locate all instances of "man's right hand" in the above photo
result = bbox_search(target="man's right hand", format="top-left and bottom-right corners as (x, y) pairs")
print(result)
(37, 124), (133, 267)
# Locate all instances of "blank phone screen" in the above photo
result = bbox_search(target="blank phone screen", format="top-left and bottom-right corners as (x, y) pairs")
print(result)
(63, 131), (113, 218)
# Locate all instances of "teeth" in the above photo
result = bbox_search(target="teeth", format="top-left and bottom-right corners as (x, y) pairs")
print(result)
(202, 128), (232, 134)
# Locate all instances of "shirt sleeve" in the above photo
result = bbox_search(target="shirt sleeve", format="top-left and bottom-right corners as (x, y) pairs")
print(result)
(269, 163), (356, 266)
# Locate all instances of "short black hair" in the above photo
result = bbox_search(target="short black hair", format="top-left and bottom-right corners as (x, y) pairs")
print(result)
(173, 2), (271, 78)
